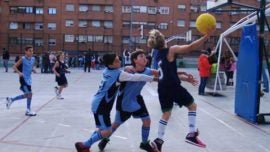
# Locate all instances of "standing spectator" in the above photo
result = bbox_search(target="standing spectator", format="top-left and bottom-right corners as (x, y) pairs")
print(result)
(84, 51), (91, 72)
(198, 50), (211, 95)
(49, 52), (56, 73)
(123, 49), (131, 66)
(225, 56), (235, 86)
(2, 48), (10, 72)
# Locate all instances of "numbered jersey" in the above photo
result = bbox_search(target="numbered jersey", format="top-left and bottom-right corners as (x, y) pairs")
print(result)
(157, 48), (181, 87)
(91, 68), (121, 114)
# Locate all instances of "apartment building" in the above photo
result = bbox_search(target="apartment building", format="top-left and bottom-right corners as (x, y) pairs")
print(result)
(0, 0), (267, 56)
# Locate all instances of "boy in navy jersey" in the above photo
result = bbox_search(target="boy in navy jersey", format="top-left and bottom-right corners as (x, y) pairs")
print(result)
(6, 45), (37, 116)
(147, 29), (214, 151)
(75, 54), (157, 152)
(97, 50), (159, 152)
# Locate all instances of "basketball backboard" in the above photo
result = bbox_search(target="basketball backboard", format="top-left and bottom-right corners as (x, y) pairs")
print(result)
(207, 0), (231, 11)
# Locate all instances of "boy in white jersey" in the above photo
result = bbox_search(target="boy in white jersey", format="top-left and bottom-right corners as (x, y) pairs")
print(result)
(97, 50), (159, 152)
(75, 54), (157, 152)
(6, 45), (37, 116)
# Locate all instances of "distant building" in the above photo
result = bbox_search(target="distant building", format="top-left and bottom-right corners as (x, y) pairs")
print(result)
(0, 0), (268, 56)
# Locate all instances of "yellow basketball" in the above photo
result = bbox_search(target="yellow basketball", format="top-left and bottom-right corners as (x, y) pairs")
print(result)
(196, 13), (216, 34)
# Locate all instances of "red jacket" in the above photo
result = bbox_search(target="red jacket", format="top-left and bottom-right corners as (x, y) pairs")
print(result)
(198, 54), (211, 77)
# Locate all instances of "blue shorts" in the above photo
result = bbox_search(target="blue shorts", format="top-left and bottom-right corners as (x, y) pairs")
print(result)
(114, 95), (149, 124)
(158, 84), (194, 112)
(94, 113), (112, 130)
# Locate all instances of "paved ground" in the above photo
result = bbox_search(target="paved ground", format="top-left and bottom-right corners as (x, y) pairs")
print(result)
(0, 68), (269, 152)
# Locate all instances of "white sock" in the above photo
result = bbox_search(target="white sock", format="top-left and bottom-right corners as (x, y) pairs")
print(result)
(188, 111), (197, 133)
(157, 119), (167, 140)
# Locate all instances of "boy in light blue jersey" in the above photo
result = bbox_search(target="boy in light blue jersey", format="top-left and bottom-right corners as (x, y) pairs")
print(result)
(75, 54), (157, 152)
(6, 45), (37, 116)
(97, 50), (159, 152)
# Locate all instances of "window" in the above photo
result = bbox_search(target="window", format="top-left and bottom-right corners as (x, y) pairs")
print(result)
(104, 5), (113, 13)
(79, 5), (88, 12)
(148, 7), (157, 14)
(132, 6), (147, 13)
(122, 21), (130, 28)
(36, 8), (43, 14)
(122, 6), (131, 13)
(48, 23), (56, 30)
(88, 35), (94, 42)
(10, 7), (17, 14)
(122, 36), (130, 44)
(189, 21), (196, 28)
(216, 22), (222, 29)
(104, 21), (113, 28)
(104, 36), (113, 43)
(190, 6), (198, 12)
(178, 5), (186, 11)
(200, 5), (207, 12)
(26, 7), (33, 13)
(92, 20), (100, 27)
(9, 22), (18, 29)
(159, 23), (168, 29)
(159, 7), (169, 14)
(48, 38), (56, 46)
(35, 23), (44, 30)
(34, 39), (44, 46)
(95, 36), (103, 42)
(48, 8), (56, 15)
(65, 20), (74, 27)
(79, 20), (88, 27)
(66, 4), (75, 11)
(23, 23), (32, 29)
(65, 35), (75, 42)
(78, 35), (87, 43)
(92, 5), (101, 11)
(177, 20), (185, 27)
(147, 22), (156, 29)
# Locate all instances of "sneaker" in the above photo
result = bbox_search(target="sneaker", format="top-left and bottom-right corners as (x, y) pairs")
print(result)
(151, 138), (164, 152)
(185, 131), (206, 148)
(98, 138), (110, 151)
(75, 142), (91, 152)
(54, 86), (59, 96)
(57, 94), (64, 100)
(140, 140), (155, 152)
(25, 110), (37, 116)
(6, 97), (13, 109)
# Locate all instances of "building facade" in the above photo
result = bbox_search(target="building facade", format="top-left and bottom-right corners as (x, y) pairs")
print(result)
(0, 0), (268, 56)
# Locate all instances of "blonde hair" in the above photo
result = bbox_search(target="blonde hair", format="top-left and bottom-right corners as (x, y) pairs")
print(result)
(56, 51), (64, 61)
(147, 29), (165, 50)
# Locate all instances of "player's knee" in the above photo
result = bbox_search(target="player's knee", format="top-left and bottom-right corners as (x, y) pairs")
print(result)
(188, 102), (197, 111)
(142, 118), (151, 126)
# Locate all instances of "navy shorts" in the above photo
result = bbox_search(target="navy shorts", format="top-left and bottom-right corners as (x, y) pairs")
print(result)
(55, 74), (68, 86)
(158, 84), (194, 112)
(115, 95), (149, 124)
(19, 77), (32, 94)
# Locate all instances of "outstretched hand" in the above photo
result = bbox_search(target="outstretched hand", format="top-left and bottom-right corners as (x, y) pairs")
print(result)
(186, 75), (198, 86)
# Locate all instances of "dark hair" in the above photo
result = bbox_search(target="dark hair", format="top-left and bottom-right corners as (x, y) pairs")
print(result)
(101, 54), (116, 67)
(131, 49), (145, 67)
(25, 45), (33, 51)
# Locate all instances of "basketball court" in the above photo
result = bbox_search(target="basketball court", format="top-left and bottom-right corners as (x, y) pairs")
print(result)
(0, 68), (269, 152)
